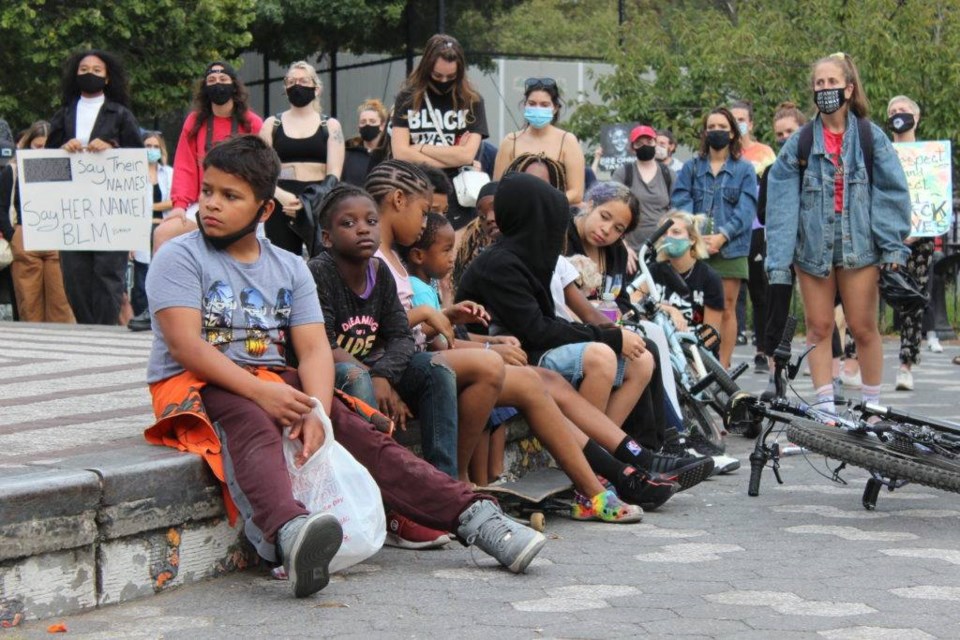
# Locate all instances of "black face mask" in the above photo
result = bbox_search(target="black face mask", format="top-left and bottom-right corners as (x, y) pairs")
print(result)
(705, 130), (731, 151)
(888, 113), (915, 134)
(359, 125), (381, 142)
(204, 83), (235, 106)
(635, 144), (657, 161)
(197, 203), (265, 250)
(77, 73), (106, 94)
(815, 88), (846, 115)
(431, 79), (456, 94)
(286, 85), (316, 108)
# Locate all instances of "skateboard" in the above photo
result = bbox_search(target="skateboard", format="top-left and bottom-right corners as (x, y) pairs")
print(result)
(482, 468), (575, 531)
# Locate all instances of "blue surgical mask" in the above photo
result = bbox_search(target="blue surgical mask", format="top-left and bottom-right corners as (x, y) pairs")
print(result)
(146, 148), (162, 164)
(661, 237), (692, 258)
(524, 106), (554, 129)
(737, 122), (749, 136)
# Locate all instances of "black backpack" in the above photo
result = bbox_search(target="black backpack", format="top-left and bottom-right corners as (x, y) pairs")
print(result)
(796, 118), (874, 185)
(623, 160), (673, 194)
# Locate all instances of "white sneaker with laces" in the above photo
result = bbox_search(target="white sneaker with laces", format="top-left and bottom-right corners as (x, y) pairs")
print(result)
(895, 368), (914, 391)
(839, 369), (862, 389)
(928, 336), (944, 353)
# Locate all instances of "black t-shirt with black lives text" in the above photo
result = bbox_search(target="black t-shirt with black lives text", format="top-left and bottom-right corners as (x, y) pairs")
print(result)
(391, 88), (489, 171)
(650, 261), (724, 326)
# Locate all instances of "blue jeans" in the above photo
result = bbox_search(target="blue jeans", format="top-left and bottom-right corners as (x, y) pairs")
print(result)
(334, 351), (458, 478)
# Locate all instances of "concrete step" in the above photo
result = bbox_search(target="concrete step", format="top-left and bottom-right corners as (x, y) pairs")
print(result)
(0, 415), (545, 624)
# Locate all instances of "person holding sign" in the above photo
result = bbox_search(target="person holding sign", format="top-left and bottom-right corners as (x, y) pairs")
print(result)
(1, 121), (75, 323)
(766, 53), (911, 413)
(154, 62), (263, 254)
(888, 95), (940, 390)
(45, 49), (143, 325)
(492, 78), (585, 204)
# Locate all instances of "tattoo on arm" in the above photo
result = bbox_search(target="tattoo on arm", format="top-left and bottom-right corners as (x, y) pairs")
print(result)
(331, 129), (343, 143)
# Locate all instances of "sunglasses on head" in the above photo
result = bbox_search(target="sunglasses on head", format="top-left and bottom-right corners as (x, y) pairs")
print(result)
(524, 77), (557, 92)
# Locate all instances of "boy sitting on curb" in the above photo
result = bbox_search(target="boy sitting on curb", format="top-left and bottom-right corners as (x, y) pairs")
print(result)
(144, 135), (546, 599)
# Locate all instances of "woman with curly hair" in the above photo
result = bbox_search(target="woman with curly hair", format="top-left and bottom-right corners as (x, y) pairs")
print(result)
(45, 49), (143, 325)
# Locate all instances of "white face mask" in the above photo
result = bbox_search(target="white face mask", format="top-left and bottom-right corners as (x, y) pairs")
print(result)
(737, 122), (749, 136)
(655, 146), (668, 161)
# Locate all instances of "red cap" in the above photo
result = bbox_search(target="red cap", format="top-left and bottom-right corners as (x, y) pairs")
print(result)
(629, 125), (658, 143)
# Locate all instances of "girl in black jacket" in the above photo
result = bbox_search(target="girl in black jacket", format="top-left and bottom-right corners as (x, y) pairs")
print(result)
(46, 49), (143, 325)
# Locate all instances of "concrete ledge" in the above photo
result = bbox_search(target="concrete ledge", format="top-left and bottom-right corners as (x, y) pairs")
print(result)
(0, 416), (545, 623)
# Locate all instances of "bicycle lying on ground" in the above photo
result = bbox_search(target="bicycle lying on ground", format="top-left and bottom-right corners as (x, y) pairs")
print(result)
(725, 316), (960, 510)
(623, 219), (748, 449)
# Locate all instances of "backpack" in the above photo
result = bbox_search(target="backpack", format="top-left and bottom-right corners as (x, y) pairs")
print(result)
(623, 161), (673, 194)
(796, 118), (874, 185)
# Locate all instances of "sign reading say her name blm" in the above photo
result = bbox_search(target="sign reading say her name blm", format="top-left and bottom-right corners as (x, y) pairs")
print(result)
(893, 140), (953, 238)
(16, 149), (152, 251)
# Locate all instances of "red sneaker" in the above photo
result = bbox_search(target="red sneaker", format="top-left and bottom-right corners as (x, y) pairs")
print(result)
(385, 512), (451, 550)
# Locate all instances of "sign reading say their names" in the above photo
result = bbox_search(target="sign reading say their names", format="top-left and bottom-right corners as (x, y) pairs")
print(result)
(17, 148), (152, 251)
(893, 140), (953, 238)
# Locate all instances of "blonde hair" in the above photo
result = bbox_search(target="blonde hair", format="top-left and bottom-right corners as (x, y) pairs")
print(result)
(887, 95), (920, 117)
(285, 61), (322, 112)
(357, 98), (388, 124)
(656, 211), (710, 262)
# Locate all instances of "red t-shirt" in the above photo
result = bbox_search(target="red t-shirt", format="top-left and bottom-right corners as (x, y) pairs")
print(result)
(823, 128), (844, 214)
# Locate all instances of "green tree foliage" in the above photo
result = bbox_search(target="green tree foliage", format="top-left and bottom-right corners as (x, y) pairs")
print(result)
(250, 0), (406, 64)
(568, 0), (960, 155)
(0, 0), (255, 131)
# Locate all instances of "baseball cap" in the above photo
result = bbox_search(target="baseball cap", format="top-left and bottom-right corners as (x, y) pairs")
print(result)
(629, 125), (657, 143)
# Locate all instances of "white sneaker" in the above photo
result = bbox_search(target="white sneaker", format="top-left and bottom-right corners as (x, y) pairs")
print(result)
(895, 368), (914, 391)
(839, 369), (862, 389)
(928, 337), (944, 353)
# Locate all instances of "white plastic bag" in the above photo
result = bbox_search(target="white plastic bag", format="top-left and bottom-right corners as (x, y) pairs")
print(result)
(283, 399), (385, 573)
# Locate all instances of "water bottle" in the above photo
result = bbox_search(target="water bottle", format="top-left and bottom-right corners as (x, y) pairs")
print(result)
(598, 293), (620, 324)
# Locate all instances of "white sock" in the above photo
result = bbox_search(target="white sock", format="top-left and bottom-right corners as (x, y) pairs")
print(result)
(862, 384), (881, 406)
(815, 383), (836, 414)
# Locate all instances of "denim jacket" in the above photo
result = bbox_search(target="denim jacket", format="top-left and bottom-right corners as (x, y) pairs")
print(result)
(671, 155), (757, 259)
(764, 113), (911, 285)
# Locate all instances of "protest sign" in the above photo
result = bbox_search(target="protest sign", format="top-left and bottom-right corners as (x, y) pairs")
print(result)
(17, 148), (152, 251)
(893, 140), (953, 237)
(598, 123), (638, 173)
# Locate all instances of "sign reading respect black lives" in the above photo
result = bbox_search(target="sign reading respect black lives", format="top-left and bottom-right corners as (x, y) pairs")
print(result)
(17, 148), (153, 252)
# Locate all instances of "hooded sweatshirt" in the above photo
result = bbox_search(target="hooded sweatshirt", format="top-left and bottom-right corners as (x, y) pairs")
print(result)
(457, 172), (623, 362)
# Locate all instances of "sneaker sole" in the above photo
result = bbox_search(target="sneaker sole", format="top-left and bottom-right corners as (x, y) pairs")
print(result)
(506, 531), (547, 574)
(665, 458), (715, 491)
(384, 532), (451, 550)
(637, 482), (679, 511)
(288, 514), (343, 598)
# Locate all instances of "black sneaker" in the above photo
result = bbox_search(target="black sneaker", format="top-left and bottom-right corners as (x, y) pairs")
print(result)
(737, 332), (748, 345)
(659, 427), (688, 457)
(647, 453), (715, 491)
(614, 467), (678, 511)
(127, 309), (152, 332)
(754, 354), (769, 374)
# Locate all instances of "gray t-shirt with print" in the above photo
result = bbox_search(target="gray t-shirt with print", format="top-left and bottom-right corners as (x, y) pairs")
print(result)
(145, 231), (323, 383)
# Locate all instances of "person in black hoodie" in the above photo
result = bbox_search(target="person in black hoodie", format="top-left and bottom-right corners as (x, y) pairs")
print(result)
(46, 49), (143, 325)
(458, 173), (712, 480)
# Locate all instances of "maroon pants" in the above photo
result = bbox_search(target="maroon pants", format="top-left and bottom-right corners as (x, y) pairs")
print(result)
(200, 370), (483, 547)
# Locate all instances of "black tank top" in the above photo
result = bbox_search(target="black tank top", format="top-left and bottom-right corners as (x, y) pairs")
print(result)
(273, 116), (328, 164)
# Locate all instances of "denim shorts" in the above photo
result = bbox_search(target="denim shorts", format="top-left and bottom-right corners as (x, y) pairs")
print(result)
(537, 342), (626, 389)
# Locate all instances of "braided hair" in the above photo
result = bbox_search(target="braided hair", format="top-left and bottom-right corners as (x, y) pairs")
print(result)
(364, 159), (432, 204)
(317, 183), (375, 230)
(504, 152), (567, 192)
(397, 212), (452, 262)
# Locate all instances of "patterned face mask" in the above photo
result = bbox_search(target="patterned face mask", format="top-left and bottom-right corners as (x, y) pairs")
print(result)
(815, 88), (846, 115)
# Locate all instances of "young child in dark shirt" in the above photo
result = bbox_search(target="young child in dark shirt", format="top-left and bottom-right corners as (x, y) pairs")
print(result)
(145, 136), (546, 596)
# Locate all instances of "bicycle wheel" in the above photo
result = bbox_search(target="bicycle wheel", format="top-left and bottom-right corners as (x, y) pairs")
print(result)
(787, 417), (960, 494)
(698, 346), (740, 398)
(677, 384), (725, 449)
